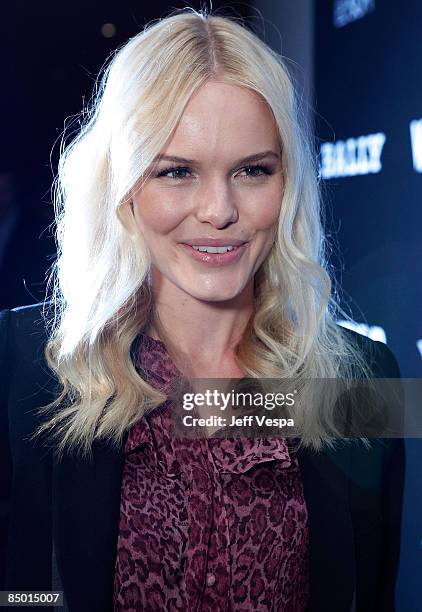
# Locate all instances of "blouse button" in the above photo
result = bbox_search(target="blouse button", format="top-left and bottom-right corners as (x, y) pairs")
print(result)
(206, 572), (216, 587)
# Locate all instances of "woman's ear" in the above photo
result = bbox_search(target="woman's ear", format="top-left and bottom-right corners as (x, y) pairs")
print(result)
(116, 199), (137, 238)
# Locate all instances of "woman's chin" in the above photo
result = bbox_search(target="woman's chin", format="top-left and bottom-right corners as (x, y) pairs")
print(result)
(184, 285), (245, 304)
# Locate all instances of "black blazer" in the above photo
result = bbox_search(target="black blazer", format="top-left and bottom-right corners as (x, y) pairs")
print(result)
(0, 303), (405, 612)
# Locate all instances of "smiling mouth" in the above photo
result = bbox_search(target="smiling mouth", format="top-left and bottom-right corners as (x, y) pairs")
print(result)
(191, 245), (238, 254)
(179, 242), (248, 266)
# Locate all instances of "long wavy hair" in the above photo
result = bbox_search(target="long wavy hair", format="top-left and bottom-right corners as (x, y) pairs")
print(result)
(33, 7), (376, 459)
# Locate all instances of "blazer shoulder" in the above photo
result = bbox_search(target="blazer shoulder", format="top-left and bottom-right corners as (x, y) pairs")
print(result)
(0, 301), (58, 406)
(337, 324), (401, 379)
(4, 300), (53, 333)
(1, 302), (61, 460)
(0, 301), (55, 359)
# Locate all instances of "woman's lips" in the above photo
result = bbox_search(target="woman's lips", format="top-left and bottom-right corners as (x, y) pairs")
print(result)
(179, 243), (248, 266)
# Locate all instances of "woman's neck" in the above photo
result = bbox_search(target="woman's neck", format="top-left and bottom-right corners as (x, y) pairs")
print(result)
(147, 279), (254, 377)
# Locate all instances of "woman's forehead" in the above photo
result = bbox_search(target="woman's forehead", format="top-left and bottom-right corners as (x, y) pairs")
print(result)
(161, 81), (279, 161)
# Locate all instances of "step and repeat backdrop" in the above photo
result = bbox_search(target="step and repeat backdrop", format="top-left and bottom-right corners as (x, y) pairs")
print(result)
(314, 1), (421, 609)
(315, 0), (421, 377)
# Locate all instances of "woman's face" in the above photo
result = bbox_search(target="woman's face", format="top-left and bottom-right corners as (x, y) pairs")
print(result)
(132, 80), (284, 303)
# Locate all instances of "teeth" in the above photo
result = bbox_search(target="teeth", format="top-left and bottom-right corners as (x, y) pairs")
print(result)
(192, 245), (235, 253)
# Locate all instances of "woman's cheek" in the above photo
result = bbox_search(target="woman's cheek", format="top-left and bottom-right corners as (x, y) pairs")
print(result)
(134, 192), (187, 234)
(247, 196), (281, 230)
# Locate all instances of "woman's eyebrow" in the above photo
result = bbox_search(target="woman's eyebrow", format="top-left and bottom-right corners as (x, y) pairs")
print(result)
(152, 150), (281, 166)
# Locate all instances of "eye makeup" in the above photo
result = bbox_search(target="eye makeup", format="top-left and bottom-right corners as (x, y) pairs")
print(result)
(155, 163), (276, 180)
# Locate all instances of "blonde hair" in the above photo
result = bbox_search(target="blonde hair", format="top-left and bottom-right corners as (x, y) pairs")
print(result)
(33, 7), (375, 460)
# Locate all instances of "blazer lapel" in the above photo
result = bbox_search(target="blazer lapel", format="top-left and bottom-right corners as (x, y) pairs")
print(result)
(296, 443), (356, 611)
(51, 334), (143, 612)
(52, 434), (128, 612)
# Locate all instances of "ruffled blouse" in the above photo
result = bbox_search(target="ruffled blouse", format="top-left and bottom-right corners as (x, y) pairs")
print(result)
(113, 333), (310, 611)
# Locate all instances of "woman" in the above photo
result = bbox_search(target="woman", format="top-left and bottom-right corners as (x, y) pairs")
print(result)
(0, 8), (404, 612)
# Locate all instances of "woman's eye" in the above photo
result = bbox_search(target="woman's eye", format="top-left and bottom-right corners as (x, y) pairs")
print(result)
(157, 166), (192, 180)
(239, 164), (272, 178)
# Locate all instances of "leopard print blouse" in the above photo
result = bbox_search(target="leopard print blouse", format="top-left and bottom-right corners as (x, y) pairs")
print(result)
(113, 333), (310, 611)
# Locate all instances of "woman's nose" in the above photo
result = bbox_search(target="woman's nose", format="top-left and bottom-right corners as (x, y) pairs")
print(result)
(194, 181), (239, 228)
